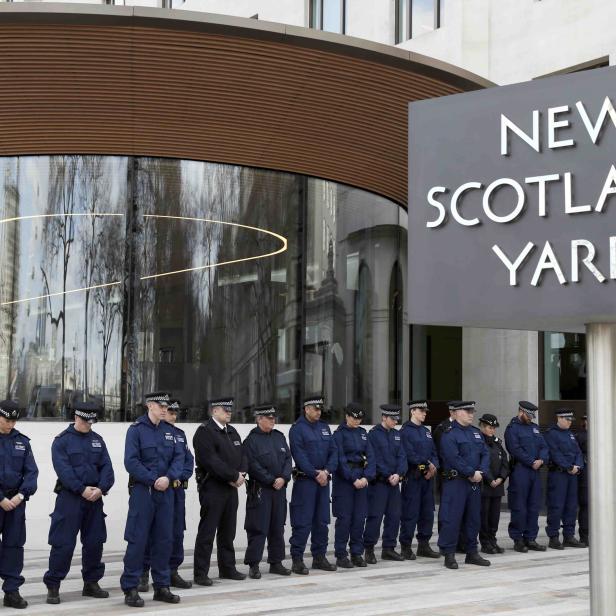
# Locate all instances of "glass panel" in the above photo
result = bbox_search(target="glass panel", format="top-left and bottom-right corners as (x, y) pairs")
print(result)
(412, 0), (435, 38)
(396, 0), (410, 43)
(305, 179), (406, 424)
(544, 332), (586, 400)
(322, 0), (342, 33)
(130, 160), (302, 423)
(0, 156), (128, 419)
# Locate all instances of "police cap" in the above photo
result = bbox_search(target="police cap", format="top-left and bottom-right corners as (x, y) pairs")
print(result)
(145, 391), (170, 406)
(209, 397), (234, 411)
(0, 401), (20, 421)
(254, 404), (277, 417)
(519, 400), (538, 418)
(408, 400), (428, 411)
(380, 404), (401, 419)
(555, 408), (574, 420)
(73, 400), (101, 423)
(478, 413), (499, 427)
(345, 403), (365, 419)
(303, 396), (324, 409)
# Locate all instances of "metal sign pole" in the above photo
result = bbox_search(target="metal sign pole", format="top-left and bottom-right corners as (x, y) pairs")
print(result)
(586, 323), (616, 616)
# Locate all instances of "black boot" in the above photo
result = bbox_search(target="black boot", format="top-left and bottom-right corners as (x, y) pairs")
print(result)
(579, 535), (589, 548)
(194, 572), (213, 586)
(492, 538), (505, 554)
(351, 554), (367, 567)
(46, 587), (60, 605)
(170, 569), (192, 589)
(401, 544), (416, 560)
(549, 536), (564, 550)
(526, 539), (547, 551)
(137, 571), (149, 593)
(335, 556), (354, 569)
(481, 543), (497, 555)
(220, 569), (246, 581)
(513, 540), (528, 553)
(248, 564), (261, 579)
(153, 587), (180, 604)
(83, 582), (109, 598)
(417, 540), (441, 558)
(124, 589), (144, 608)
(312, 554), (337, 571)
(3, 592), (27, 610)
(269, 562), (292, 576)
(291, 559), (309, 575)
(465, 552), (491, 566)
(364, 546), (377, 565)
(563, 536), (586, 548)
(381, 547), (404, 561)
(444, 553), (458, 570)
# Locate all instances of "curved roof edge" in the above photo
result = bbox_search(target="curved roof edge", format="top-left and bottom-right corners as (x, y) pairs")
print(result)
(0, 2), (495, 92)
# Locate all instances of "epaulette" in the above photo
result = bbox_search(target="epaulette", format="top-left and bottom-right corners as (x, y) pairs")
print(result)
(130, 421), (139, 427)
(15, 430), (31, 441)
(53, 428), (70, 440)
(444, 424), (453, 433)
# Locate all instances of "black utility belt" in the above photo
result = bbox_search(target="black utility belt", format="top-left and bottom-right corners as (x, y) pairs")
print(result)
(347, 461), (367, 469)
(55, 479), (99, 494)
(292, 468), (331, 482)
(374, 475), (405, 484)
(548, 464), (571, 473)
(441, 470), (467, 481)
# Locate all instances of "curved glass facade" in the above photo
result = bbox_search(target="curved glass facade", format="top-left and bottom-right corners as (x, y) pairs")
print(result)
(0, 156), (407, 422)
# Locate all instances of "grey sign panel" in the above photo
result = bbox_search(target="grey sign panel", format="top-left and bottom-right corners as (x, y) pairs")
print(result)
(408, 65), (616, 333)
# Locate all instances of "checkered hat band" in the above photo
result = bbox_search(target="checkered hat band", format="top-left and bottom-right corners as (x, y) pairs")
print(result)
(146, 395), (169, 403)
(382, 410), (400, 417)
(75, 410), (97, 420)
(213, 401), (233, 407)
(409, 403), (428, 410)
(304, 398), (324, 406)
(168, 402), (180, 410)
(556, 412), (574, 418)
(255, 408), (276, 415)
(0, 408), (17, 419)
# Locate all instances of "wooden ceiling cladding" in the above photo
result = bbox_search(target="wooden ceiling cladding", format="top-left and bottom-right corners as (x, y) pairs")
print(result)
(0, 8), (490, 207)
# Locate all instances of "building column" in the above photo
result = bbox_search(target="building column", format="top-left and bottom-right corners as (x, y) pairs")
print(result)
(586, 323), (616, 616)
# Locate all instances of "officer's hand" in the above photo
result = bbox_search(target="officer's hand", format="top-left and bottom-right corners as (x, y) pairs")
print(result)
(90, 488), (103, 501)
(315, 471), (328, 486)
(353, 478), (365, 489)
(569, 466), (580, 475)
(82, 486), (97, 501)
(490, 479), (501, 488)
(9, 495), (23, 508)
(154, 477), (170, 491)
(532, 459), (543, 470)
(388, 474), (400, 486)
(0, 498), (15, 512)
(470, 471), (483, 483)
(273, 478), (285, 490)
(235, 474), (246, 488)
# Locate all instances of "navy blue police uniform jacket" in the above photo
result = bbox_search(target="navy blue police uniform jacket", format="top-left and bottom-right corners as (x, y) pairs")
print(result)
(52, 424), (114, 494)
(244, 426), (292, 487)
(440, 421), (489, 477)
(504, 417), (550, 468)
(124, 415), (184, 485)
(400, 421), (439, 472)
(0, 429), (38, 500)
(544, 425), (584, 471)
(170, 424), (194, 483)
(368, 424), (407, 479)
(333, 422), (376, 482)
(289, 416), (338, 477)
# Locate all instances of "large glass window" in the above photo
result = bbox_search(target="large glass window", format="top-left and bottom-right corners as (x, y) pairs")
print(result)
(396, 0), (440, 43)
(0, 157), (406, 422)
(310, 0), (346, 34)
(543, 332), (586, 400)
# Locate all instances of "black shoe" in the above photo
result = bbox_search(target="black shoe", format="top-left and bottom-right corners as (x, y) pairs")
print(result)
(351, 554), (367, 567)
(193, 573), (213, 586)
(526, 539), (547, 551)
(417, 541), (441, 558)
(444, 554), (458, 570)
(381, 548), (404, 561)
(513, 540), (528, 553)
(312, 554), (337, 571)
(493, 542), (505, 554)
(46, 587), (60, 605)
(82, 582), (109, 598)
(124, 589), (144, 608)
(137, 572), (149, 593)
(481, 544), (497, 555)
(4, 592), (27, 610)
(291, 559), (309, 575)
(220, 569), (247, 581)
(563, 536), (586, 548)
(153, 587), (180, 604)
(269, 562), (292, 576)
(364, 547), (377, 565)
(335, 556), (354, 569)
(548, 536), (564, 550)
(465, 552), (491, 566)
(579, 536), (589, 548)
(401, 544), (416, 561)
(170, 569), (192, 589)
(248, 565), (261, 579)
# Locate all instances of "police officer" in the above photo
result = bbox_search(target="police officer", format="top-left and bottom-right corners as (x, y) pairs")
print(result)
(0, 400), (38, 610)
(544, 409), (586, 550)
(437, 401), (490, 569)
(504, 401), (549, 553)
(193, 397), (248, 585)
(332, 403), (375, 568)
(362, 404), (407, 564)
(120, 392), (184, 608)
(478, 413), (509, 554)
(399, 400), (440, 560)
(139, 399), (194, 592)
(243, 404), (292, 579)
(44, 401), (114, 604)
(575, 414), (588, 546)
(289, 396), (338, 574)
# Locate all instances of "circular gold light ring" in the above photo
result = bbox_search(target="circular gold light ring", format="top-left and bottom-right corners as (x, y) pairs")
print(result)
(0, 212), (288, 305)
(140, 214), (288, 280)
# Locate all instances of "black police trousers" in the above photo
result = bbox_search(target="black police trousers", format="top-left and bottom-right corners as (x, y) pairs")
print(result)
(194, 481), (238, 577)
(243, 487), (287, 566)
(578, 476), (588, 541)
(480, 494), (502, 547)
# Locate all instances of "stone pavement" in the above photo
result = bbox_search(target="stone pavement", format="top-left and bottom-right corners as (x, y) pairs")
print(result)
(18, 515), (589, 616)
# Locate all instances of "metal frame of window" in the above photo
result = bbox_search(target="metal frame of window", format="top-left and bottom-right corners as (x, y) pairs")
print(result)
(396, 0), (441, 44)
(309, 0), (346, 34)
